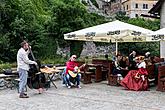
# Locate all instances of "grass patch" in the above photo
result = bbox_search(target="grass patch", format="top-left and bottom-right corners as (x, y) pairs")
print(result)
(0, 63), (16, 73)
(40, 56), (67, 65)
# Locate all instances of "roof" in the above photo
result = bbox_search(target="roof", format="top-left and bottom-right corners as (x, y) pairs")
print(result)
(149, 0), (164, 15)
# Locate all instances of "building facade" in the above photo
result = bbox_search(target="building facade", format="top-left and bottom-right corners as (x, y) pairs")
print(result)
(122, 0), (158, 18)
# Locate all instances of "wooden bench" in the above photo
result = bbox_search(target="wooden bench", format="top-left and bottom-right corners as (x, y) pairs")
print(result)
(154, 57), (164, 63)
(92, 59), (112, 80)
(81, 64), (93, 84)
(157, 65), (165, 92)
(0, 74), (18, 89)
(146, 64), (156, 87)
(106, 63), (118, 86)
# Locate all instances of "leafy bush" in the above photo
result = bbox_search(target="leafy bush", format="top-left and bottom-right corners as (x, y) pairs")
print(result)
(0, 63), (16, 73)
(82, 0), (88, 6)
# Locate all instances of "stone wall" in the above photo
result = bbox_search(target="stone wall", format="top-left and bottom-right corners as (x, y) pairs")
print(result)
(56, 42), (115, 58)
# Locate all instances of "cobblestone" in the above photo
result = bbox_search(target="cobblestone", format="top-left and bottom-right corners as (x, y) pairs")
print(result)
(0, 81), (164, 110)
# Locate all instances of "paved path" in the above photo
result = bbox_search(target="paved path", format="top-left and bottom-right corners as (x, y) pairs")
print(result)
(0, 81), (165, 110)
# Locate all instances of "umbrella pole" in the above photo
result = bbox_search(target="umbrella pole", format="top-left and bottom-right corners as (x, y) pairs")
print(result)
(116, 41), (118, 56)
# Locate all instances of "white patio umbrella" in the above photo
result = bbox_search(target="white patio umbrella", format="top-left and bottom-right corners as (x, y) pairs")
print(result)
(64, 20), (153, 54)
(146, 28), (165, 41)
(147, 28), (165, 58)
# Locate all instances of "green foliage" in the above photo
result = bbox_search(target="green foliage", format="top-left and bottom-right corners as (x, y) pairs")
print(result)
(0, 0), (107, 63)
(0, 63), (16, 73)
(90, 0), (99, 8)
(118, 42), (159, 56)
(70, 41), (84, 58)
(127, 18), (160, 31)
(41, 55), (67, 64)
(47, 0), (106, 57)
(82, 0), (88, 6)
(115, 11), (129, 21)
(0, 0), (161, 64)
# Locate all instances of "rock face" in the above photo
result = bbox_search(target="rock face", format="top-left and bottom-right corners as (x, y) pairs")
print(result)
(80, 42), (115, 57)
(56, 46), (70, 58)
(80, 42), (97, 57)
(82, 0), (113, 18)
(56, 42), (115, 58)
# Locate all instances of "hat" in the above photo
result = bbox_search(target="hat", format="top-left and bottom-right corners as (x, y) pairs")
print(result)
(145, 52), (150, 56)
(139, 56), (145, 61)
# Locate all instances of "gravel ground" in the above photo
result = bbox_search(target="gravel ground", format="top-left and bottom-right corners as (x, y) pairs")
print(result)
(0, 80), (165, 110)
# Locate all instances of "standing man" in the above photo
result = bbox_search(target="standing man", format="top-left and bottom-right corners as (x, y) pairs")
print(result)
(128, 51), (136, 70)
(17, 41), (37, 98)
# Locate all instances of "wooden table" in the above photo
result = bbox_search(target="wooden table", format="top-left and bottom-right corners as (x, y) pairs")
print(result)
(40, 67), (62, 88)
(56, 66), (66, 70)
(86, 64), (103, 82)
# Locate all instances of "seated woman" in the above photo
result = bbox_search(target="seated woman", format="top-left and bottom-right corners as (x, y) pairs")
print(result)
(112, 55), (128, 81)
(120, 56), (148, 91)
(120, 56), (129, 77)
(64, 55), (85, 89)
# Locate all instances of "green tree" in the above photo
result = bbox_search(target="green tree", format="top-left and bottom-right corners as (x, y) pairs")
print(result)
(47, 0), (106, 57)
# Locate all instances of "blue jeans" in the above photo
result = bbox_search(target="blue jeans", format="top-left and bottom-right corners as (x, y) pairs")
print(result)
(66, 73), (81, 86)
(18, 68), (28, 94)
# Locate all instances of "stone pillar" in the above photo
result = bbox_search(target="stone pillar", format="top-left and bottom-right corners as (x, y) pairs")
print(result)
(160, 1), (165, 28)
(160, 1), (165, 58)
(160, 41), (165, 58)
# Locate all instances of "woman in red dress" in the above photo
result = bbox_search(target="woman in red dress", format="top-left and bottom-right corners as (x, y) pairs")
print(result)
(120, 56), (148, 91)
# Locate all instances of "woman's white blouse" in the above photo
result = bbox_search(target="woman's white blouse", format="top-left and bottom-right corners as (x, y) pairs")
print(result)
(137, 61), (146, 68)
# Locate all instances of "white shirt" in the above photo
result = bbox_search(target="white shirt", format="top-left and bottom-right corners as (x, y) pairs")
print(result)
(137, 61), (146, 68)
(17, 48), (36, 71)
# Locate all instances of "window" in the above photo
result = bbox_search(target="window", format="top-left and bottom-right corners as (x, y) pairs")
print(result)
(135, 3), (138, 8)
(146, 4), (148, 9)
(143, 4), (145, 9)
(135, 14), (138, 17)
(143, 4), (148, 9)
(127, 5), (128, 10)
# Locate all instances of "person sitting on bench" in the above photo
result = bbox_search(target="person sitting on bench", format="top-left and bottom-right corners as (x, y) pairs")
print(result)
(64, 55), (85, 89)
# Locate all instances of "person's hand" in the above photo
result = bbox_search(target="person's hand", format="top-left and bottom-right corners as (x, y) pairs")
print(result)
(134, 73), (140, 79)
(141, 75), (145, 81)
(74, 66), (78, 72)
(135, 75), (140, 79)
(34, 62), (37, 65)
(83, 64), (86, 67)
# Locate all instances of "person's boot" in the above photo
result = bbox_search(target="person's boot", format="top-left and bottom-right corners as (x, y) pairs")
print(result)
(77, 85), (81, 89)
(23, 93), (27, 96)
(38, 88), (43, 94)
(19, 93), (29, 98)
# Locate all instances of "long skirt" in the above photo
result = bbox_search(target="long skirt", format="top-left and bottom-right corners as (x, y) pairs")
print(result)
(120, 70), (148, 91)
